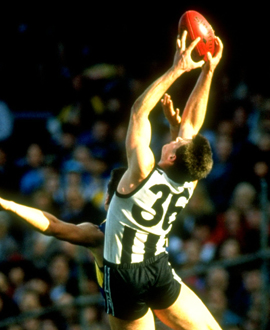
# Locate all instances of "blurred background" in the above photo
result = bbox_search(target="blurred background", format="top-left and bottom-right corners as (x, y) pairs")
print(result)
(0, 2), (269, 330)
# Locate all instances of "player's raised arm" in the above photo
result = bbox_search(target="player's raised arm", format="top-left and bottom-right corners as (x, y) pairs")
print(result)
(179, 36), (223, 139)
(121, 32), (204, 190)
(0, 197), (104, 248)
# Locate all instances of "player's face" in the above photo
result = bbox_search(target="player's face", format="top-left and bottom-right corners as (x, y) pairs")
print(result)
(162, 137), (191, 159)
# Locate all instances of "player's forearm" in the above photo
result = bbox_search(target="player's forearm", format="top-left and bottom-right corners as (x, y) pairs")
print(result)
(132, 67), (184, 117)
(0, 197), (104, 247)
(0, 197), (52, 232)
(180, 70), (213, 137)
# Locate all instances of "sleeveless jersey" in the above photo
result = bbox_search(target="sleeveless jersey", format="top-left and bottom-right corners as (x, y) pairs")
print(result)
(104, 166), (194, 265)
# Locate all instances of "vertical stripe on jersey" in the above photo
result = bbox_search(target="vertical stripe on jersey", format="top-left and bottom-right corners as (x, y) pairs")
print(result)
(144, 233), (160, 260)
(120, 226), (136, 263)
(120, 226), (162, 263)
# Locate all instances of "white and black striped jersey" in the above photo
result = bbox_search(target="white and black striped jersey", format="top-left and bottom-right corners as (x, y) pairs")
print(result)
(103, 166), (195, 265)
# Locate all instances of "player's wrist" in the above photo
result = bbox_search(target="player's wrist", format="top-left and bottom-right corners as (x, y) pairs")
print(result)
(0, 198), (12, 211)
(170, 65), (185, 80)
(202, 66), (214, 77)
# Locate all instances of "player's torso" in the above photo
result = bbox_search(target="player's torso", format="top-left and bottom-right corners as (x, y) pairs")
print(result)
(104, 166), (194, 265)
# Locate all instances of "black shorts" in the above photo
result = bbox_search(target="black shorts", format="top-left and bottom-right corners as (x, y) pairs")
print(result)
(103, 253), (182, 320)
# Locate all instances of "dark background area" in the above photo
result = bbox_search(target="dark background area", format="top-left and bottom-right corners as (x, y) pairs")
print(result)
(0, 2), (268, 113)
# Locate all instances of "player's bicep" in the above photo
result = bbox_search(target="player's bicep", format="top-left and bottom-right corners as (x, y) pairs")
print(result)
(125, 113), (154, 173)
(126, 112), (150, 152)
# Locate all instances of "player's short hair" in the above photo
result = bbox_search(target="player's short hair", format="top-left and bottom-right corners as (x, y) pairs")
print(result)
(168, 134), (213, 182)
(107, 167), (127, 203)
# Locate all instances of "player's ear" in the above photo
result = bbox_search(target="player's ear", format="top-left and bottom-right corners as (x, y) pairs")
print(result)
(169, 154), (176, 162)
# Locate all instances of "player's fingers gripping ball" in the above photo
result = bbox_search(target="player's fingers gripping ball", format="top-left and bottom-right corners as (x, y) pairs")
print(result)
(178, 10), (216, 61)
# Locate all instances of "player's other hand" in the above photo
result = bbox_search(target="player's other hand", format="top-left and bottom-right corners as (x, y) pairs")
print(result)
(203, 36), (223, 73)
(173, 30), (205, 73)
(161, 93), (181, 127)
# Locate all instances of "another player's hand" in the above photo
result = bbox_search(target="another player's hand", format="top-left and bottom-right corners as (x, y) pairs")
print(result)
(161, 93), (181, 127)
(173, 30), (205, 73)
(0, 197), (9, 210)
(203, 36), (223, 73)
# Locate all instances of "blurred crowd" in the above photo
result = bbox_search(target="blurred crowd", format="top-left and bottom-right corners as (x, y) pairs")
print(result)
(0, 18), (270, 330)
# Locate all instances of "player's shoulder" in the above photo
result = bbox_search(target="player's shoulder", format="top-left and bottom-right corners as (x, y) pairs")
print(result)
(117, 163), (155, 195)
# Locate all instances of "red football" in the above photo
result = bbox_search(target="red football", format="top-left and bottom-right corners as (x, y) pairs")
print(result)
(178, 10), (215, 61)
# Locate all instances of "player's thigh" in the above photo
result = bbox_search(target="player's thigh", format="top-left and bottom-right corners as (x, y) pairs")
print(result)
(108, 308), (155, 330)
(154, 282), (222, 330)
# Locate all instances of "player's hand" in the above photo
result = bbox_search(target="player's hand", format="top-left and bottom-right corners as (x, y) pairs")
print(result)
(203, 36), (223, 73)
(0, 197), (9, 210)
(161, 93), (181, 127)
(173, 30), (205, 73)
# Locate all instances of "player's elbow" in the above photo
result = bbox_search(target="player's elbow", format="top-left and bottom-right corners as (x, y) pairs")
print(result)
(179, 123), (197, 139)
(130, 99), (147, 117)
(131, 98), (141, 113)
(91, 231), (104, 248)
